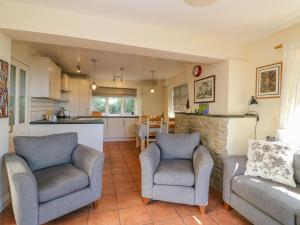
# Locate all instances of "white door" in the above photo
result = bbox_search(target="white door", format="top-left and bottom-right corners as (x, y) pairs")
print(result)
(8, 60), (29, 151)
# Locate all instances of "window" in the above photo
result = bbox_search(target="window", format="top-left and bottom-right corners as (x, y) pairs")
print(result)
(123, 97), (135, 114)
(19, 69), (26, 123)
(108, 97), (121, 114)
(92, 96), (136, 115)
(172, 84), (188, 112)
(93, 96), (106, 113)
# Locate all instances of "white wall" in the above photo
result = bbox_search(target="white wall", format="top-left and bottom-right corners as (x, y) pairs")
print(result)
(0, 32), (11, 212)
(246, 23), (300, 139)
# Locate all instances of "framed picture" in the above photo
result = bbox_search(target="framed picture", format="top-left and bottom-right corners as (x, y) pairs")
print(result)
(0, 59), (9, 118)
(194, 75), (215, 103)
(256, 62), (282, 99)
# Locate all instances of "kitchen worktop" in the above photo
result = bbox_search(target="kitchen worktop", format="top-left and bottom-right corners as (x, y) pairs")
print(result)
(79, 115), (139, 118)
(30, 118), (104, 124)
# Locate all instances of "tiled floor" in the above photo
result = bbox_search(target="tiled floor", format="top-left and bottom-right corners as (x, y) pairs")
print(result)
(0, 141), (251, 225)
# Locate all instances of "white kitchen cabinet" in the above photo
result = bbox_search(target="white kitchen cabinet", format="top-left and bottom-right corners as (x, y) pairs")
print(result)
(61, 73), (70, 91)
(101, 118), (108, 139)
(30, 56), (61, 99)
(104, 117), (137, 140)
(65, 78), (91, 116)
(107, 118), (125, 138)
(124, 118), (137, 138)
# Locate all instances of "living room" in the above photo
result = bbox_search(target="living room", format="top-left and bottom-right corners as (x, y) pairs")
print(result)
(0, 0), (300, 225)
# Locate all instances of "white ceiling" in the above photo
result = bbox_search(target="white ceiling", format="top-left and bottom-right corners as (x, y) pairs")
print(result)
(6, 0), (300, 43)
(25, 42), (187, 80)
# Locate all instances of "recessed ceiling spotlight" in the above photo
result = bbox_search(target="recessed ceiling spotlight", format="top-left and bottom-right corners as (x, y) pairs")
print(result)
(183, 0), (219, 7)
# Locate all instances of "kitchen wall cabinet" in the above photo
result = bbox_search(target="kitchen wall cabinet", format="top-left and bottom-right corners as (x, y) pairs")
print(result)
(64, 78), (91, 116)
(30, 56), (61, 99)
(61, 73), (70, 91)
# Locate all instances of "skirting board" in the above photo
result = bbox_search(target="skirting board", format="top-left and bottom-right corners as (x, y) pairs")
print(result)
(0, 193), (10, 213)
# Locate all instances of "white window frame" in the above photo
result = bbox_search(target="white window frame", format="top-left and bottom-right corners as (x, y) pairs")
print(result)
(92, 96), (137, 116)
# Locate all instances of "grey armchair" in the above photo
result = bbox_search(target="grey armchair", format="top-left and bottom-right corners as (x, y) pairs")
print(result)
(4, 132), (105, 225)
(139, 132), (213, 214)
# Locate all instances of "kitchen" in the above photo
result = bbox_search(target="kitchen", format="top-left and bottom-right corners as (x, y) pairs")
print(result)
(8, 41), (177, 152)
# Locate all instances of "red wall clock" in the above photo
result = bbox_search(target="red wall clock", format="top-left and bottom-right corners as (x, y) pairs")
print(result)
(193, 65), (202, 77)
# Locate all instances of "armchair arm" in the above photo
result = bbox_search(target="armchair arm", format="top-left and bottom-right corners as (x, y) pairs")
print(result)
(139, 143), (161, 199)
(72, 144), (105, 199)
(4, 153), (39, 225)
(193, 145), (214, 206)
(222, 155), (247, 204)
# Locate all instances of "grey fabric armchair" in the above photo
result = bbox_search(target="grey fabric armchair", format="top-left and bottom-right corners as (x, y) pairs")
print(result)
(4, 132), (105, 225)
(139, 132), (214, 214)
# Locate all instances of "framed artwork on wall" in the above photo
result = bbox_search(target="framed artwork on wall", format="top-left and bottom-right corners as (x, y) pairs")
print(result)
(0, 59), (9, 118)
(194, 75), (215, 103)
(256, 62), (282, 99)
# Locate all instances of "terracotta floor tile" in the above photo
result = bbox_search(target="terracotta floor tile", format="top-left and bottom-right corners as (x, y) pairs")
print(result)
(113, 174), (134, 183)
(54, 212), (88, 225)
(103, 174), (114, 185)
(146, 201), (179, 222)
(115, 182), (137, 194)
(174, 204), (200, 217)
(208, 209), (251, 225)
(102, 183), (116, 196)
(112, 166), (130, 175)
(95, 195), (118, 212)
(88, 210), (120, 225)
(119, 206), (152, 225)
(153, 218), (185, 225)
(116, 192), (143, 209)
(182, 214), (217, 225)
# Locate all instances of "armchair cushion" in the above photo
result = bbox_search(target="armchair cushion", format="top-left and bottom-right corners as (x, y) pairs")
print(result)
(156, 132), (200, 160)
(14, 133), (78, 171)
(154, 159), (194, 186)
(232, 175), (300, 225)
(33, 163), (89, 203)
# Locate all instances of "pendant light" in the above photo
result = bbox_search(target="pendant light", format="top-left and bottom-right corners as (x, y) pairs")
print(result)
(150, 70), (155, 94)
(91, 58), (97, 90)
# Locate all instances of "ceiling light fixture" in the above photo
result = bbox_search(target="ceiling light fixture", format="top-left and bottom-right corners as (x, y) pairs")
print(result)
(113, 68), (124, 82)
(91, 58), (97, 90)
(76, 64), (81, 73)
(150, 70), (155, 94)
(183, 0), (219, 7)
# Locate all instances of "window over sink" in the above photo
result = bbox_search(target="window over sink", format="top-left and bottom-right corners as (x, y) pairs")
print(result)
(92, 96), (136, 115)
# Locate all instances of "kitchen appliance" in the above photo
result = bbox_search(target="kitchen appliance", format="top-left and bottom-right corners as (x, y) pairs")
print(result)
(57, 107), (70, 119)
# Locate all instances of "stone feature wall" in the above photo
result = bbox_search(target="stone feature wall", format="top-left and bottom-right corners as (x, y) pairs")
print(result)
(175, 113), (229, 191)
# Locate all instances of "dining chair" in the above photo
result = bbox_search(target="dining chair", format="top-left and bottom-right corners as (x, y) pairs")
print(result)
(139, 115), (149, 124)
(146, 117), (163, 146)
(166, 117), (175, 133)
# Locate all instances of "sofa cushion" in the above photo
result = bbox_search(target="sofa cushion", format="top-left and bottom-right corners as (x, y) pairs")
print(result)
(33, 163), (89, 203)
(14, 133), (78, 171)
(232, 175), (300, 225)
(154, 159), (194, 186)
(294, 151), (300, 184)
(156, 132), (200, 160)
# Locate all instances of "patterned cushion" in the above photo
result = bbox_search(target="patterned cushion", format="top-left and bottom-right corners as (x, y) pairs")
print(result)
(244, 140), (296, 187)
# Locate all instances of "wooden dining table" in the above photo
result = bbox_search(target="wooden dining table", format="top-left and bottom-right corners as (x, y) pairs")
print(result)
(135, 122), (168, 151)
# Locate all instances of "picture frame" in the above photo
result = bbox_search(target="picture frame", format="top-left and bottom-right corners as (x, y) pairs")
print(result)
(194, 75), (215, 103)
(256, 62), (282, 99)
(0, 59), (9, 118)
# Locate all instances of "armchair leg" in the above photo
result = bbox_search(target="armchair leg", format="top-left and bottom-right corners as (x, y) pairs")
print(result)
(142, 198), (151, 205)
(199, 206), (206, 215)
(223, 202), (232, 210)
(93, 201), (99, 209)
